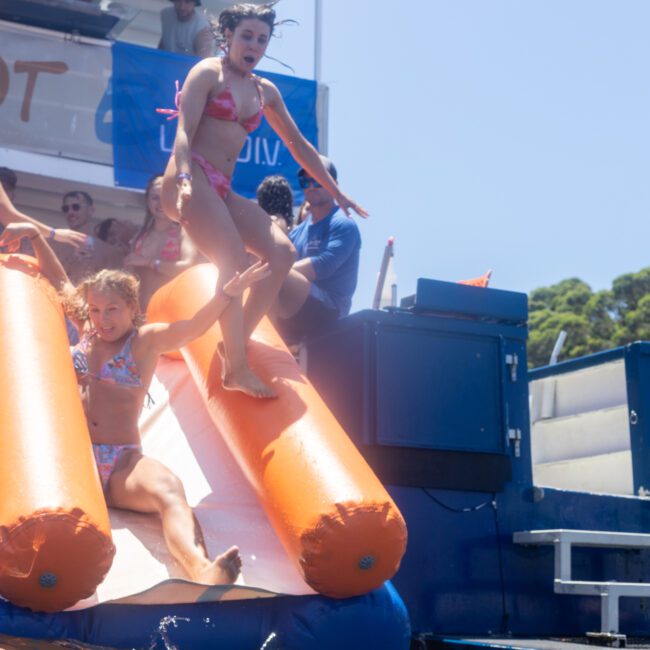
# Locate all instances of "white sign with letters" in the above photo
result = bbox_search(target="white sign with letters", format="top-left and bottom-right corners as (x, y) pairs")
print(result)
(0, 24), (112, 165)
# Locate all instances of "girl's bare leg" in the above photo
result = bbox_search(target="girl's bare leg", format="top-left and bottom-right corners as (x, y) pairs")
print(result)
(161, 166), (275, 398)
(225, 192), (295, 338)
(107, 452), (242, 584)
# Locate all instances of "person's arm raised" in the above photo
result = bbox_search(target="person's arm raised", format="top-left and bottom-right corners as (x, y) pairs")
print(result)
(142, 261), (270, 354)
(262, 80), (369, 219)
(0, 184), (87, 247)
(0, 222), (71, 291)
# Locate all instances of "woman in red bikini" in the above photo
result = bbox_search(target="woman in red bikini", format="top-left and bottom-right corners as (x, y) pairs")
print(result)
(160, 2), (367, 399)
(125, 175), (200, 310)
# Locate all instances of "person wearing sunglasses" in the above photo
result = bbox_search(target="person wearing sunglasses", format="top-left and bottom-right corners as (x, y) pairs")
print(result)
(272, 156), (362, 346)
(61, 191), (96, 232)
(52, 190), (124, 283)
(0, 179), (87, 253)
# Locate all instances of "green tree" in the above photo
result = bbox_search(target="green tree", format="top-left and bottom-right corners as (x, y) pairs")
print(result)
(526, 271), (650, 368)
(528, 310), (591, 368)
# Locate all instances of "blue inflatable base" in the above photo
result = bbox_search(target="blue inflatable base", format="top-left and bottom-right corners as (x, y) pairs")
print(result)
(0, 582), (410, 649)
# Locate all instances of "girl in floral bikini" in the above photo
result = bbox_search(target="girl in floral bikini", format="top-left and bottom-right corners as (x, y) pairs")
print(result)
(160, 2), (368, 399)
(125, 175), (200, 310)
(0, 220), (269, 586)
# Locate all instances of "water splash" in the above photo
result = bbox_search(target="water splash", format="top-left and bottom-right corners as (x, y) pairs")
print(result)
(260, 631), (278, 649)
(148, 615), (190, 650)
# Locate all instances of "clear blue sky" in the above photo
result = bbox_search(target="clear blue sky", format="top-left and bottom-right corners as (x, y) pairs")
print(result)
(259, 1), (650, 312)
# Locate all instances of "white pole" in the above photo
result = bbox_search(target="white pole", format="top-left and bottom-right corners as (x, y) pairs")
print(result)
(549, 330), (567, 366)
(314, 0), (322, 82)
(372, 237), (395, 310)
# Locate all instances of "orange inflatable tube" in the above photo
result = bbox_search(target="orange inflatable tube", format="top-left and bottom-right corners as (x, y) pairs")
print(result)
(148, 263), (407, 598)
(0, 255), (114, 612)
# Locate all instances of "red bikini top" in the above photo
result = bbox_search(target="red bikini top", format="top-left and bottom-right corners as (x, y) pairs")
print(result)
(133, 223), (181, 262)
(203, 77), (264, 133)
(157, 74), (265, 134)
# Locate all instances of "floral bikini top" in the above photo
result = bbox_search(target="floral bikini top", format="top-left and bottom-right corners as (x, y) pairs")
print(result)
(71, 330), (143, 389)
(157, 74), (265, 134)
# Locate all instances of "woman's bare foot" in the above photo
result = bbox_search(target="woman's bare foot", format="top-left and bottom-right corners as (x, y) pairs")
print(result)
(192, 545), (242, 585)
(217, 341), (277, 399)
(223, 366), (277, 399)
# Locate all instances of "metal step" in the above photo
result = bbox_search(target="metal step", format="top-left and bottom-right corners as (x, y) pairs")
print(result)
(555, 579), (650, 596)
(514, 529), (650, 549)
(514, 529), (650, 635)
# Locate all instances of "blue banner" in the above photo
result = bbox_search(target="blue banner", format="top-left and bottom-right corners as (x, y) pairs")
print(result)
(111, 41), (318, 201)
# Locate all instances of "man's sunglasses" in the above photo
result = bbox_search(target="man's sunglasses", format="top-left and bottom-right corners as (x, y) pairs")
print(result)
(62, 203), (84, 213)
(298, 176), (322, 190)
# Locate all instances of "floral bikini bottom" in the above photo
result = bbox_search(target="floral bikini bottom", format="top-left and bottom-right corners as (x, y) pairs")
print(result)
(92, 443), (142, 493)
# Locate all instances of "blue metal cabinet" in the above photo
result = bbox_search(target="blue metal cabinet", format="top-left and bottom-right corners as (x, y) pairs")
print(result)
(306, 279), (531, 493)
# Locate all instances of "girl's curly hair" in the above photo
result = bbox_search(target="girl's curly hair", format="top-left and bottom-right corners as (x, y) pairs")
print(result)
(61, 269), (144, 327)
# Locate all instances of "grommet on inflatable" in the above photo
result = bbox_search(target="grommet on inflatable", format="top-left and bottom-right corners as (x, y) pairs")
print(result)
(148, 263), (408, 598)
(0, 254), (115, 612)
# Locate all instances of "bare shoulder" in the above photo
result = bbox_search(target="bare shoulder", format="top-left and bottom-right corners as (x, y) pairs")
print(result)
(135, 323), (161, 339)
(135, 322), (172, 343)
(130, 323), (156, 353)
(133, 321), (176, 356)
(257, 76), (282, 105)
(187, 57), (224, 87)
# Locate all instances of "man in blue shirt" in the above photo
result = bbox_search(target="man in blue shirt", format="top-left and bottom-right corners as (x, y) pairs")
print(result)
(274, 156), (361, 344)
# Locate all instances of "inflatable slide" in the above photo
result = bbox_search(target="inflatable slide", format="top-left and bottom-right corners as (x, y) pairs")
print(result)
(0, 256), (410, 649)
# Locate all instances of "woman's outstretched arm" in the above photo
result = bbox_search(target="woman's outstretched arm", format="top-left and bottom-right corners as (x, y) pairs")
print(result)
(0, 222), (71, 290)
(0, 184), (88, 247)
(262, 80), (369, 219)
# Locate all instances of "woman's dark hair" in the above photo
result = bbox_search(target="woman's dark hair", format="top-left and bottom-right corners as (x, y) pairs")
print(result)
(94, 217), (117, 242)
(217, 3), (277, 39)
(257, 175), (294, 229)
(132, 175), (164, 250)
(214, 3), (297, 72)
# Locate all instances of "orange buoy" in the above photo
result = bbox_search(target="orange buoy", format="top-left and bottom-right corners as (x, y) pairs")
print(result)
(148, 263), (407, 598)
(0, 255), (114, 611)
